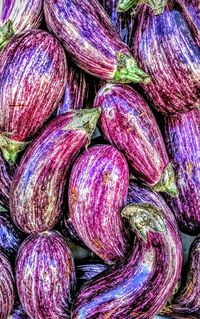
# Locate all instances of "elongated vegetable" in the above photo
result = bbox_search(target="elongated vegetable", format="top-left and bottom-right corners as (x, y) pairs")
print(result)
(76, 261), (108, 289)
(117, 0), (167, 14)
(16, 231), (75, 319)
(0, 29), (67, 163)
(164, 109), (200, 235)
(68, 144), (130, 264)
(44, 0), (150, 84)
(0, 252), (14, 319)
(10, 109), (100, 234)
(133, 1), (200, 114)
(72, 182), (182, 319)
(7, 304), (30, 319)
(0, 0), (42, 50)
(94, 83), (177, 196)
(0, 153), (14, 209)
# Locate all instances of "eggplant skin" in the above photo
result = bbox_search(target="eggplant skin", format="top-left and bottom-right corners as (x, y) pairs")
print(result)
(72, 183), (182, 319)
(0, 153), (14, 209)
(16, 231), (75, 319)
(133, 2), (200, 114)
(0, 252), (14, 319)
(59, 216), (86, 248)
(7, 304), (30, 319)
(164, 108), (200, 235)
(76, 261), (108, 289)
(68, 144), (130, 264)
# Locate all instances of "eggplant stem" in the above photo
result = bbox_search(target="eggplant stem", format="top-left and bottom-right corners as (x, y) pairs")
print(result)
(0, 20), (14, 51)
(117, 0), (167, 15)
(0, 133), (29, 163)
(153, 162), (178, 197)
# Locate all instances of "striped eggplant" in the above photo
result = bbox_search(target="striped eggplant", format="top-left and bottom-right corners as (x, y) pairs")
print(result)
(43, 0), (150, 84)
(0, 153), (14, 209)
(72, 182), (182, 319)
(16, 231), (75, 319)
(76, 261), (108, 289)
(0, 252), (14, 319)
(0, 0), (42, 50)
(99, 0), (134, 45)
(94, 83), (177, 196)
(117, 0), (167, 14)
(7, 304), (30, 319)
(164, 109), (200, 235)
(68, 144), (130, 264)
(59, 216), (86, 248)
(0, 212), (26, 259)
(0, 29), (67, 163)
(10, 109), (100, 234)
(132, 1), (200, 114)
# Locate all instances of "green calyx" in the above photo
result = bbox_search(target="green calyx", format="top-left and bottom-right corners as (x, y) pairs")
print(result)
(117, 0), (167, 15)
(113, 51), (150, 84)
(0, 133), (29, 163)
(153, 162), (178, 198)
(0, 20), (14, 51)
(121, 203), (166, 242)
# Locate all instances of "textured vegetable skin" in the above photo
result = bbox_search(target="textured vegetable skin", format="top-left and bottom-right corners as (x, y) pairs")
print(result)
(68, 144), (130, 264)
(133, 1), (200, 114)
(0, 252), (14, 319)
(7, 304), (30, 319)
(44, 0), (149, 84)
(94, 83), (177, 196)
(0, 153), (14, 209)
(164, 109), (200, 235)
(180, 0), (200, 45)
(10, 109), (100, 234)
(72, 182), (182, 319)
(76, 261), (108, 289)
(16, 231), (75, 319)
(0, 29), (67, 162)
(59, 216), (86, 248)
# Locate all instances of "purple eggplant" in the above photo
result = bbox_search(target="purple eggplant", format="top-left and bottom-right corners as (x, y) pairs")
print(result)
(0, 252), (14, 319)
(10, 109), (100, 234)
(94, 83), (177, 196)
(117, 0), (167, 14)
(16, 231), (75, 319)
(43, 0), (150, 84)
(76, 261), (108, 289)
(8, 304), (30, 319)
(132, 1), (200, 114)
(72, 182), (182, 319)
(0, 211), (26, 259)
(0, 29), (67, 163)
(0, 0), (42, 50)
(68, 144), (130, 264)
(0, 153), (14, 209)
(164, 108), (200, 235)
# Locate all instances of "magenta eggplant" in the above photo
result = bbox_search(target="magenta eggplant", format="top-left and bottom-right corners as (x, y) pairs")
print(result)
(133, 1), (200, 114)
(0, 153), (14, 209)
(76, 261), (108, 289)
(0, 0), (42, 50)
(68, 144), (130, 264)
(43, 0), (150, 84)
(10, 109), (100, 234)
(0, 252), (14, 319)
(16, 231), (75, 319)
(0, 29), (67, 163)
(94, 83), (177, 196)
(72, 182), (182, 319)
(8, 304), (30, 319)
(164, 108), (200, 235)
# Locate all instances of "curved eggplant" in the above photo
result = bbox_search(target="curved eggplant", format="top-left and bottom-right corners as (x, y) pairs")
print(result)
(10, 109), (100, 234)
(0, 0), (42, 50)
(164, 109), (200, 235)
(0, 252), (14, 319)
(16, 231), (75, 319)
(68, 144), (130, 264)
(44, 0), (149, 84)
(72, 182), (182, 319)
(133, 1), (200, 114)
(76, 260), (108, 289)
(0, 153), (14, 209)
(0, 29), (67, 163)
(117, 0), (167, 14)
(94, 83), (177, 196)
(7, 304), (30, 319)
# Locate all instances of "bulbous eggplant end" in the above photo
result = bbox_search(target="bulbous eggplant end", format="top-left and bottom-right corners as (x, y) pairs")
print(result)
(117, 0), (136, 12)
(113, 52), (150, 84)
(0, 20), (14, 51)
(121, 203), (166, 242)
(153, 162), (178, 197)
(0, 134), (29, 163)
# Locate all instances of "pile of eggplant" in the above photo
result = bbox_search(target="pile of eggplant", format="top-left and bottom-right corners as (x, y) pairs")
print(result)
(0, 0), (200, 318)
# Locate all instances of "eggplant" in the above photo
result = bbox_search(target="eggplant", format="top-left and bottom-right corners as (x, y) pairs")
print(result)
(16, 231), (75, 319)
(10, 109), (100, 234)
(59, 216), (86, 248)
(117, 0), (167, 14)
(0, 252), (14, 319)
(72, 182), (182, 319)
(0, 0), (42, 50)
(94, 83), (177, 196)
(68, 144), (130, 264)
(76, 261), (108, 289)
(0, 211), (26, 259)
(7, 304), (30, 319)
(132, 1), (200, 114)
(43, 0), (150, 84)
(0, 29), (67, 163)
(0, 153), (14, 209)
(164, 108), (200, 235)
